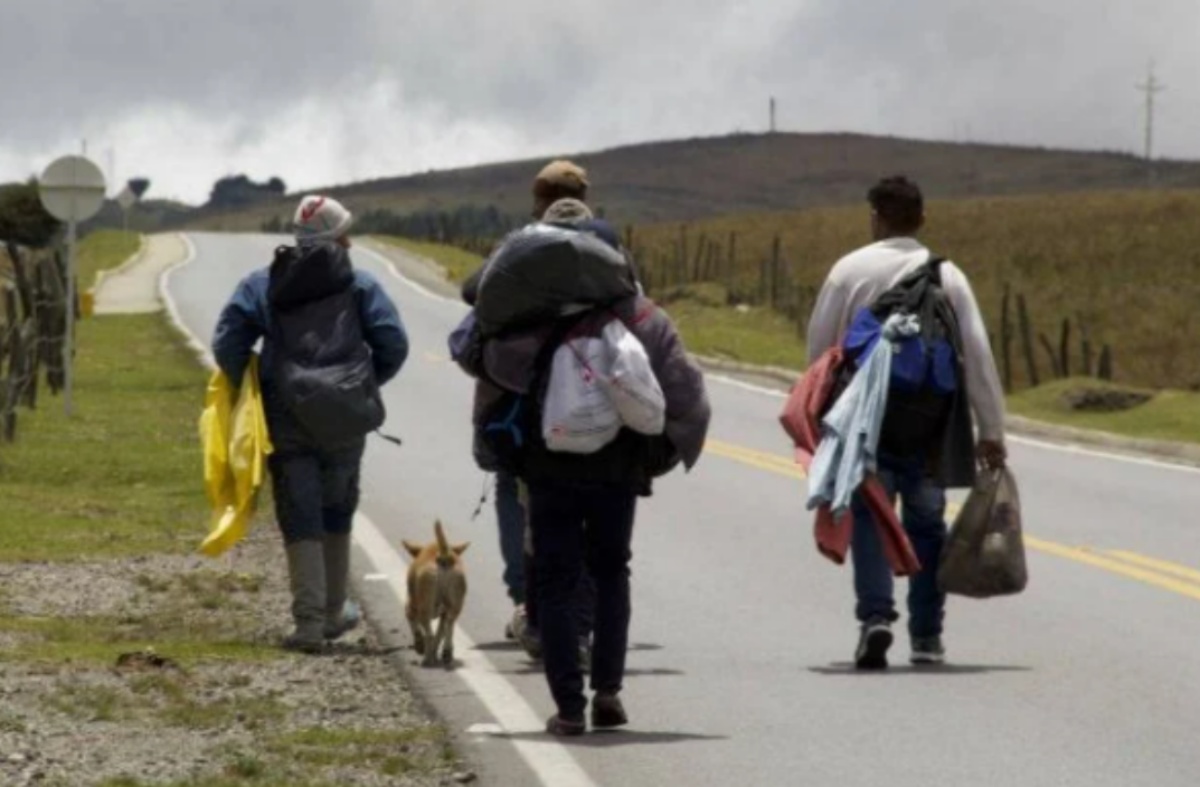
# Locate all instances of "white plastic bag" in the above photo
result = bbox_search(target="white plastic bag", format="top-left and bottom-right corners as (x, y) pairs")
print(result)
(598, 320), (665, 436)
(541, 319), (666, 454)
(542, 334), (622, 454)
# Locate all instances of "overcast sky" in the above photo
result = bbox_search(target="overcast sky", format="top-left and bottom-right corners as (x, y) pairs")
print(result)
(2, 0), (1196, 205)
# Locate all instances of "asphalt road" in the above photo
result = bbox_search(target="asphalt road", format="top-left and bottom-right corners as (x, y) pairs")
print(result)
(169, 232), (1200, 787)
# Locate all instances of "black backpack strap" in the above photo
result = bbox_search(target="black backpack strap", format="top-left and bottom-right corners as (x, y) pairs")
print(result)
(924, 253), (947, 285)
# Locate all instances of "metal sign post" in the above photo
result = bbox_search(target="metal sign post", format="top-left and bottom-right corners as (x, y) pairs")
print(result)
(37, 155), (106, 417)
(65, 219), (77, 414)
(116, 185), (136, 233)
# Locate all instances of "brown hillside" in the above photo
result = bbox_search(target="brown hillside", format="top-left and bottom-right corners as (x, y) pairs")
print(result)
(631, 189), (1200, 392)
(184, 132), (1200, 231)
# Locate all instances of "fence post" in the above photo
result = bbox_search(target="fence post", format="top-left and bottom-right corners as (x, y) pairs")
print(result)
(1097, 345), (1114, 381)
(2, 320), (31, 442)
(770, 235), (782, 310)
(1038, 333), (1062, 379)
(1000, 284), (1013, 393)
(6, 242), (34, 319)
(1017, 294), (1039, 387)
(725, 232), (738, 296)
(1078, 313), (1094, 377)
(1059, 318), (1071, 379)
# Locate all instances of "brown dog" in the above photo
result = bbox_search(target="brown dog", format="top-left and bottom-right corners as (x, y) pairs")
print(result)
(402, 520), (469, 668)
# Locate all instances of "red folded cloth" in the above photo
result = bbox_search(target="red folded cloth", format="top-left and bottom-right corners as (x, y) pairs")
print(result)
(779, 347), (921, 577)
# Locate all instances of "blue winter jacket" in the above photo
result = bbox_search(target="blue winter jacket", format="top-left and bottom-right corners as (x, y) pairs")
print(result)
(212, 246), (409, 450)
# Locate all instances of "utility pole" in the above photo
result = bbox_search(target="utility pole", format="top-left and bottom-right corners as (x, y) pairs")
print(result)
(769, 96), (776, 134)
(1136, 61), (1166, 184)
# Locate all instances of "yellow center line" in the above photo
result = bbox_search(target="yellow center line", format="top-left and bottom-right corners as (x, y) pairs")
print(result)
(703, 437), (1200, 602)
(1103, 550), (1200, 587)
(1030, 539), (1200, 602)
(705, 439), (805, 479)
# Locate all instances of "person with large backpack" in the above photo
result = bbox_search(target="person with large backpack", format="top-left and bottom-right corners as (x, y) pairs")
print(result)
(459, 160), (606, 663)
(457, 203), (710, 735)
(806, 176), (1006, 669)
(212, 195), (409, 653)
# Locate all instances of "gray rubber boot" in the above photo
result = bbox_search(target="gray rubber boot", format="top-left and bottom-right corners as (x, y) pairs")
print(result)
(323, 533), (361, 640)
(283, 539), (327, 653)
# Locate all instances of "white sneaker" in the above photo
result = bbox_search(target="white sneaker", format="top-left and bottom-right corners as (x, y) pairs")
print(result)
(506, 604), (526, 640)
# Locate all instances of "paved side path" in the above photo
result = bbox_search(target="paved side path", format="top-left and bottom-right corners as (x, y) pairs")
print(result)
(93, 233), (187, 314)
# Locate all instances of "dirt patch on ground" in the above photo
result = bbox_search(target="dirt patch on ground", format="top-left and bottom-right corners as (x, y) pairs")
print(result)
(1061, 387), (1153, 413)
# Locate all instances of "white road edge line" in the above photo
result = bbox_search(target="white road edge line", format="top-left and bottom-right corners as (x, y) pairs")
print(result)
(358, 242), (1200, 477)
(158, 234), (214, 368)
(357, 243), (468, 310)
(160, 233), (597, 787)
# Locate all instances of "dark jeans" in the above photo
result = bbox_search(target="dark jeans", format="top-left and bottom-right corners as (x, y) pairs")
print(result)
(850, 453), (948, 639)
(268, 442), (365, 544)
(528, 480), (636, 720)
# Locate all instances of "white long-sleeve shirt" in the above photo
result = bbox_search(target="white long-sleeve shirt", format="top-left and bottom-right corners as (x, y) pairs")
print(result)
(806, 237), (1007, 442)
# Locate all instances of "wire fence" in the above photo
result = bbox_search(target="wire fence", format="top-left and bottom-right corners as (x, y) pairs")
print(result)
(1, 241), (70, 443)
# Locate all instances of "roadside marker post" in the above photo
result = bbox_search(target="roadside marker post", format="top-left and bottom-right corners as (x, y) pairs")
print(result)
(37, 154), (107, 417)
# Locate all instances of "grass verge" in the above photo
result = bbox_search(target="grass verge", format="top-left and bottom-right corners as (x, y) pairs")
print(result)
(370, 234), (484, 283)
(1007, 379), (1200, 445)
(0, 309), (209, 562)
(0, 230), (275, 664)
(0, 232), (460, 785)
(384, 235), (1200, 447)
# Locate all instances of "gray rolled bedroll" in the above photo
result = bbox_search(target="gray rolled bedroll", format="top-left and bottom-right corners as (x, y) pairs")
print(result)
(473, 223), (639, 337)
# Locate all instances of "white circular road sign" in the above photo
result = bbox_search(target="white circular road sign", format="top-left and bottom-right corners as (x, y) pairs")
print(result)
(116, 185), (137, 211)
(38, 155), (107, 222)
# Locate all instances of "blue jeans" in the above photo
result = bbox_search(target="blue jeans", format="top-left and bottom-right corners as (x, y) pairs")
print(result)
(495, 472), (528, 605)
(268, 442), (365, 544)
(528, 480), (636, 720)
(850, 454), (948, 639)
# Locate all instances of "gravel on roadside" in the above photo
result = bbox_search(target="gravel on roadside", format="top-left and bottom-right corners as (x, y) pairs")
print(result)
(0, 527), (474, 787)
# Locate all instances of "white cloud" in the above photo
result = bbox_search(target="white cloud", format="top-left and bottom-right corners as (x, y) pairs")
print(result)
(1, 0), (1196, 204)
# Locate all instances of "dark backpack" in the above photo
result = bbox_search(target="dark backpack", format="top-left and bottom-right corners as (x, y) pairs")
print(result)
(841, 255), (963, 458)
(470, 313), (587, 474)
(268, 246), (385, 450)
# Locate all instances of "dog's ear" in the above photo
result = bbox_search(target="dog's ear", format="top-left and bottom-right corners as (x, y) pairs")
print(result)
(452, 542), (470, 556)
(401, 540), (423, 558)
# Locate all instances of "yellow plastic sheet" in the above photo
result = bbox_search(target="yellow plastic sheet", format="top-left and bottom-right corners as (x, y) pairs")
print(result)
(198, 355), (273, 557)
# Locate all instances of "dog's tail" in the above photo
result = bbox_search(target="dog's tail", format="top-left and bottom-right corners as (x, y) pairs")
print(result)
(434, 519), (451, 562)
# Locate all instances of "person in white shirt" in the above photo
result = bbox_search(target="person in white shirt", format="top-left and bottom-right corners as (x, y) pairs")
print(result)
(806, 175), (1007, 669)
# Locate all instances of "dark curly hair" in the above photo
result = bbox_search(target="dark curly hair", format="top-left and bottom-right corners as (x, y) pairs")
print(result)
(867, 176), (924, 234)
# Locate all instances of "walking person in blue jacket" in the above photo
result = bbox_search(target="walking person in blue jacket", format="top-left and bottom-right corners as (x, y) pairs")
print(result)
(212, 195), (409, 653)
